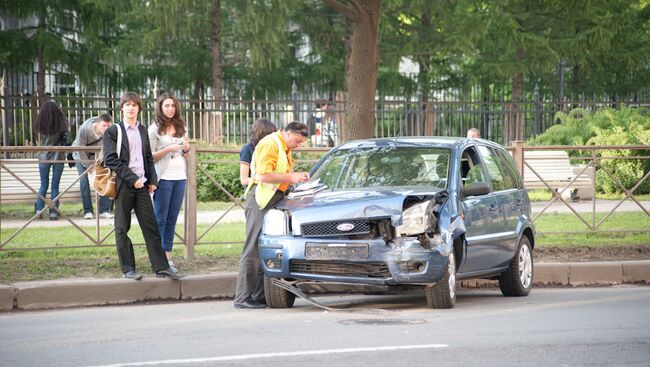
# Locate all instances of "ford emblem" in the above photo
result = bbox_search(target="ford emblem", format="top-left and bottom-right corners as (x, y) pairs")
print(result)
(337, 223), (355, 232)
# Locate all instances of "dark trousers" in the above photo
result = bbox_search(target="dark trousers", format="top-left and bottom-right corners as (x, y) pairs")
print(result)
(114, 185), (169, 274)
(234, 188), (284, 304)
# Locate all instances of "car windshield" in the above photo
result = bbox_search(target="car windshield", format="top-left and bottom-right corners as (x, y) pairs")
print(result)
(310, 146), (451, 190)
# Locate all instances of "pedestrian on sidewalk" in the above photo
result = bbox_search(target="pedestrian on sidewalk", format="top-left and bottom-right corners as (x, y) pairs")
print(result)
(148, 93), (189, 273)
(234, 121), (310, 309)
(239, 118), (277, 187)
(103, 91), (180, 280)
(34, 100), (71, 221)
(72, 114), (114, 219)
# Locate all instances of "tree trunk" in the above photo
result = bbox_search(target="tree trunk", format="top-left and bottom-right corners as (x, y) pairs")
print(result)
(211, 0), (223, 143)
(37, 10), (46, 104)
(511, 48), (524, 143)
(323, 0), (380, 141)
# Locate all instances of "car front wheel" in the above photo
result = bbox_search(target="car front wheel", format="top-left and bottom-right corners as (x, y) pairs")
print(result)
(499, 235), (534, 297)
(425, 252), (456, 309)
(264, 275), (296, 308)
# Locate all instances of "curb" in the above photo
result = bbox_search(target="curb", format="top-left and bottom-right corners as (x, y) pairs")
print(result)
(1, 261), (649, 312)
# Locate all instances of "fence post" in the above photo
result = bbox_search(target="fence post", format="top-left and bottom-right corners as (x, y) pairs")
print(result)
(533, 83), (540, 137)
(291, 81), (299, 123)
(512, 140), (524, 178)
(416, 87), (423, 136)
(1, 73), (7, 158)
(184, 140), (197, 260)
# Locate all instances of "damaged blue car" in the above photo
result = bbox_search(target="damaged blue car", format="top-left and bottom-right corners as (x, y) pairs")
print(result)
(259, 137), (535, 309)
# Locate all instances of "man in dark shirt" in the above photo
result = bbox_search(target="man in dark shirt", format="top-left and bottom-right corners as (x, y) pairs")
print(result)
(103, 92), (180, 280)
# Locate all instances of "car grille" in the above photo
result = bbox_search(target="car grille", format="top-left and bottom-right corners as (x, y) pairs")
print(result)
(290, 260), (390, 278)
(301, 219), (370, 237)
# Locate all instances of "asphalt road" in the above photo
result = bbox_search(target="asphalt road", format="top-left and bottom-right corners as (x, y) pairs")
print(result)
(1, 286), (649, 367)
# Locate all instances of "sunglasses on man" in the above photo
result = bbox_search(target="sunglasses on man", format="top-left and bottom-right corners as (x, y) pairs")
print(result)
(290, 129), (309, 137)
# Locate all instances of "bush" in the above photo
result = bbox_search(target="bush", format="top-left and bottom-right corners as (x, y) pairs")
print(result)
(195, 150), (329, 202)
(196, 153), (243, 202)
(589, 123), (650, 194)
(527, 107), (650, 194)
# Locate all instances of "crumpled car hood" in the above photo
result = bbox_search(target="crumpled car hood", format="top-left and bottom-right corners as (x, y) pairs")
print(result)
(276, 187), (437, 231)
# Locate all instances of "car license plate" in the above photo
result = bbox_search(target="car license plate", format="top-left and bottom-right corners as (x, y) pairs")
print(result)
(305, 243), (369, 260)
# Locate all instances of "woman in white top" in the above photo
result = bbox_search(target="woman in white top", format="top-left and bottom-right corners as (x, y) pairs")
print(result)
(148, 93), (189, 272)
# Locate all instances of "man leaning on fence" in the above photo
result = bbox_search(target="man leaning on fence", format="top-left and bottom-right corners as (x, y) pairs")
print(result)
(103, 91), (181, 280)
(72, 114), (114, 219)
(234, 121), (311, 309)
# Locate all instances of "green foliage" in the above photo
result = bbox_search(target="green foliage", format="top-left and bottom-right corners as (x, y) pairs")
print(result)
(194, 150), (325, 202)
(196, 154), (243, 202)
(589, 122), (650, 194)
(527, 107), (650, 194)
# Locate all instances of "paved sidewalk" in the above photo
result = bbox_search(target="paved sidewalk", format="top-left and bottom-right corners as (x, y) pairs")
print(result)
(1, 261), (649, 311)
(2, 199), (648, 229)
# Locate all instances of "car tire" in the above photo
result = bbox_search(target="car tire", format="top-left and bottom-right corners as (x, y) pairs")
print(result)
(424, 252), (456, 309)
(499, 235), (534, 297)
(264, 275), (296, 308)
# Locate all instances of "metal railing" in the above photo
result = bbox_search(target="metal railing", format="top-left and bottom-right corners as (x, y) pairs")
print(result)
(1, 143), (648, 255)
(4, 93), (648, 150)
(510, 143), (650, 235)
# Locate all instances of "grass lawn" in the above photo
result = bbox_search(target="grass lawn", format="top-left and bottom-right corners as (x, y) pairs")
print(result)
(1, 212), (648, 283)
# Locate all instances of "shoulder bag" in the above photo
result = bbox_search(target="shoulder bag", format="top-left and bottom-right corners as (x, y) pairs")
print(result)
(91, 125), (122, 199)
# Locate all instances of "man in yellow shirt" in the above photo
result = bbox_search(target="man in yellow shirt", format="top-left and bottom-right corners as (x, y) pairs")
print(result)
(234, 121), (310, 309)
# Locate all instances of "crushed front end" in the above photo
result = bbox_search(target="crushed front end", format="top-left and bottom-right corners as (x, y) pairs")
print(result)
(259, 189), (464, 287)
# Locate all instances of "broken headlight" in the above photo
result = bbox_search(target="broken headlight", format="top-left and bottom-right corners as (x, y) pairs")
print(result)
(395, 200), (434, 236)
(262, 209), (289, 236)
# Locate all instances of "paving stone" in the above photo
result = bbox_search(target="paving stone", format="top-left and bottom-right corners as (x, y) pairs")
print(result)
(569, 262), (623, 286)
(622, 261), (650, 284)
(15, 277), (180, 310)
(180, 273), (236, 300)
(0, 284), (15, 311)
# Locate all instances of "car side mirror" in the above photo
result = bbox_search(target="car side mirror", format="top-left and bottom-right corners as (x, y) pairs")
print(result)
(462, 182), (490, 197)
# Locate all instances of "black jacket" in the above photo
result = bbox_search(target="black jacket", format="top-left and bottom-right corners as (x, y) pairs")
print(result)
(103, 122), (158, 193)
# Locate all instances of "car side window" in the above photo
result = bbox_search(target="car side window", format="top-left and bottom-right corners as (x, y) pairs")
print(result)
(477, 145), (515, 191)
(496, 148), (523, 189)
(461, 147), (487, 188)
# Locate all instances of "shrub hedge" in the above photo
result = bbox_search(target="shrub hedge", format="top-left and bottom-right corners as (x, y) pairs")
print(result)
(527, 107), (650, 194)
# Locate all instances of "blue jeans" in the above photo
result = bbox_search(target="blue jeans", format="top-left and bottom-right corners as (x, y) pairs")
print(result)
(153, 179), (186, 252)
(76, 162), (111, 214)
(35, 162), (64, 215)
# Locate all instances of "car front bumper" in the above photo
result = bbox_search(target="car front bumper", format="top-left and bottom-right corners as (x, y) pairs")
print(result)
(259, 235), (449, 286)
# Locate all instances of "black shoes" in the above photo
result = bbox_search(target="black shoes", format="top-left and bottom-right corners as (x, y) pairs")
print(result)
(123, 270), (143, 280)
(234, 300), (267, 309)
(155, 267), (183, 280)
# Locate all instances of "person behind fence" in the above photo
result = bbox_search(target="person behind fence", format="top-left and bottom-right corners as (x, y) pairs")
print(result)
(34, 100), (71, 221)
(467, 128), (481, 139)
(239, 118), (277, 187)
(234, 121), (310, 309)
(72, 114), (114, 220)
(103, 91), (181, 280)
(148, 93), (190, 273)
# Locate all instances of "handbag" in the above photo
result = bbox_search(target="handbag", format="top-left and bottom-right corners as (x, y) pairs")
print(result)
(91, 125), (122, 199)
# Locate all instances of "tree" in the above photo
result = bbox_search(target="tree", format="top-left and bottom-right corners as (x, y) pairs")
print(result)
(322, 0), (380, 140)
(0, 0), (110, 100)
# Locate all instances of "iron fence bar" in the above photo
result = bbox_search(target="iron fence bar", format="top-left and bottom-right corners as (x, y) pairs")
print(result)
(195, 203), (239, 243)
(595, 166), (650, 228)
(525, 160), (594, 229)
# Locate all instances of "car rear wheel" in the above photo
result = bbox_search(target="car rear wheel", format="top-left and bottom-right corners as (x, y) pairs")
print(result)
(264, 275), (296, 308)
(425, 252), (456, 309)
(499, 235), (533, 297)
